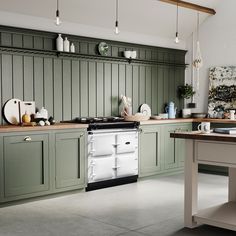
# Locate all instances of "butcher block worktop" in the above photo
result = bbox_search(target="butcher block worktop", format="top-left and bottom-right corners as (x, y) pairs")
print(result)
(1, 118), (236, 133)
(0, 123), (88, 133)
(140, 118), (236, 125)
(170, 130), (236, 143)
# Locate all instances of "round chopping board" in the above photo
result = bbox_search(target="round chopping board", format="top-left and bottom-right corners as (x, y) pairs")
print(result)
(3, 98), (22, 124)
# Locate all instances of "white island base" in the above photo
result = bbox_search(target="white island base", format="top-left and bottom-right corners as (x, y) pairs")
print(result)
(171, 132), (236, 231)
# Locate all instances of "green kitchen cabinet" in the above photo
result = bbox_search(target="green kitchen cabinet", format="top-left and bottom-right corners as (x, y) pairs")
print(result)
(139, 125), (162, 177)
(139, 123), (192, 178)
(3, 133), (49, 198)
(55, 131), (86, 190)
(163, 123), (192, 170)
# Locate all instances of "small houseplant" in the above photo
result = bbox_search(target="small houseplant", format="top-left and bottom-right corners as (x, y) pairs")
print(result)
(178, 84), (196, 117)
(178, 83), (195, 100)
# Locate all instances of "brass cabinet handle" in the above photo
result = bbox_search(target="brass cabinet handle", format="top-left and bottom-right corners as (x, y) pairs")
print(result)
(24, 136), (32, 142)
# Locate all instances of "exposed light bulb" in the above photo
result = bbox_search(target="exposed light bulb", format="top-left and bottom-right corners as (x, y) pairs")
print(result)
(55, 16), (62, 26)
(55, 4), (62, 26)
(175, 32), (180, 44)
(114, 21), (120, 34)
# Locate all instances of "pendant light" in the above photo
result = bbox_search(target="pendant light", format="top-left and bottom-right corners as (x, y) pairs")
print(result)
(114, 0), (120, 34)
(174, 2), (180, 43)
(193, 12), (203, 91)
(55, 0), (62, 26)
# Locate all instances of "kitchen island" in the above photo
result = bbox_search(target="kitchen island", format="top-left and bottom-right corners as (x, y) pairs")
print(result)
(171, 131), (236, 231)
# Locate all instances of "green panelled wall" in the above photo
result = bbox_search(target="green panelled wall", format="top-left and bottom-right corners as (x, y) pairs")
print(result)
(0, 26), (186, 124)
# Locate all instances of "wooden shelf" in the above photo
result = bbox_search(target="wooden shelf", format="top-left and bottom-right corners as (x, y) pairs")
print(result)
(194, 202), (236, 231)
(0, 45), (188, 67)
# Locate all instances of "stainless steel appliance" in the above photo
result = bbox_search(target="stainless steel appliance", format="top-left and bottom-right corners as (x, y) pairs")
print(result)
(64, 117), (139, 191)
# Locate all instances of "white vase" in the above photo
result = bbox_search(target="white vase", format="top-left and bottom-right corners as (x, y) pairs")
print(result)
(56, 34), (63, 51)
(63, 37), (70, 52)
(70, 43), (75, 53)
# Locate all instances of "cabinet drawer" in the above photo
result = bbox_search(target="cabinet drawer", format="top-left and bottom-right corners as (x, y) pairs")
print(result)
(196, 141), (236, 165)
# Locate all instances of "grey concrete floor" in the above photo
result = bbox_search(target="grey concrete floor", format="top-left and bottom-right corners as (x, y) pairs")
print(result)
(0, 173), (235, 236)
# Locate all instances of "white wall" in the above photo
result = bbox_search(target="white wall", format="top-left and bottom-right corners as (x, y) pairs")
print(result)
(186, 0), (236, 112)
(0, 10), (186, 50)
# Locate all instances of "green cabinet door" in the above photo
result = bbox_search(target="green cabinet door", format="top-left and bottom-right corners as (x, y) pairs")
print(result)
(163, 123), (192, 170)
(3, 133), (49, 198)
(139, 125), (162, 177)
(55, 131), (85, 190)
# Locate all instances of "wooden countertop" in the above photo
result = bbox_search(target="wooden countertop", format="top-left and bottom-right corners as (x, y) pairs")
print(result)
(170, 131), (236, 143)
(140, 118), (236, 125)
(1, 118), (236, 133)
(0, 123), (88, 133)
(140, 118), (194, 125)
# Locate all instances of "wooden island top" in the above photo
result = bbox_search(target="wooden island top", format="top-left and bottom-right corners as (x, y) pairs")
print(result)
(170, 130), (236, 143)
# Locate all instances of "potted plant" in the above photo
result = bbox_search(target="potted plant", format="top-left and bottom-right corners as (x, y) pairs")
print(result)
(178, 84), (196, 118)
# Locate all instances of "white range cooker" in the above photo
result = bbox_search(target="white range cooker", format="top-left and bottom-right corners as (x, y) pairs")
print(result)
(69, 117), (139, 191)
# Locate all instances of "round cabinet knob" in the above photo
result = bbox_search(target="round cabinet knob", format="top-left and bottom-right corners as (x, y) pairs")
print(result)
(24, 136), (32, 142)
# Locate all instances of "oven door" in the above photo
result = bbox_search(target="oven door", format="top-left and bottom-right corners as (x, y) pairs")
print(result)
(88, 156), (116, 183)
(89, 133), (116, 157)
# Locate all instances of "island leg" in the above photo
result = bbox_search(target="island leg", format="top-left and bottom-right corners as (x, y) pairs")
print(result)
(229, 167), (236, 201)
(184, 139), (198, 228)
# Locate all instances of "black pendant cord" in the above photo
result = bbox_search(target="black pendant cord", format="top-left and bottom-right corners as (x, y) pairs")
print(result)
(56, 0), (60, 18)
(115, 0), (119, 28)
(176, 1), (179, 37)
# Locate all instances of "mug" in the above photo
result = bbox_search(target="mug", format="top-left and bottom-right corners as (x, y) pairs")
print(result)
(198, 122), (211, 133)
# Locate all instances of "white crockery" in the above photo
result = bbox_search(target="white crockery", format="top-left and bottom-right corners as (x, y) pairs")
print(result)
(124, 51), (132, 58)
(131, 51), (137, 59)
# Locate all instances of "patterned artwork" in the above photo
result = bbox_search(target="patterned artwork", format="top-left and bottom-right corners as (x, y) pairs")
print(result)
(208, 66), (236, 118)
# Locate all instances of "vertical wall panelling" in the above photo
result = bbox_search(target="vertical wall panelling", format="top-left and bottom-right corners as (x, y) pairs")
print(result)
(13, 55), (23, 100)
(118, 64), (125, 115)
(0, 26), (186, 124)
(53, 58), (63, 121)
(23, 35), (33, 48)
(33, 36), (43, 50)
(12, 34), (23, 48)
(23, 56), (34, 101)
(168, 67), (175, 104)
(71, 60), (80, 118)
(0, 54), (2, 124)
(96, 62), (104, 117)
(104, 63), (112, 116)
(2, 54), (13, 106)
(80, 60), (89, 117)
(88, 61), (96, 117)
(145, 66), (152, 106)
(157, 66), (164, 113)
(139, 66), (146, 105)
(151, 66), (158, 115)
(111, 63), (119, 116)
(34, 57), (44, 109)
(125, 64), (132, 100)
(132, 65), (139, 113)
(163, 66), (169, 106)
(1, 33), (12, 46)
(44, 58), (53, 117)
(80, 42), (88, 54)
(62, 59), (72, 120)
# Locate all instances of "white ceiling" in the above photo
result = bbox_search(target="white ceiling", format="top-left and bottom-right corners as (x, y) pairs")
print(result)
(0, 0), (221, 47)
